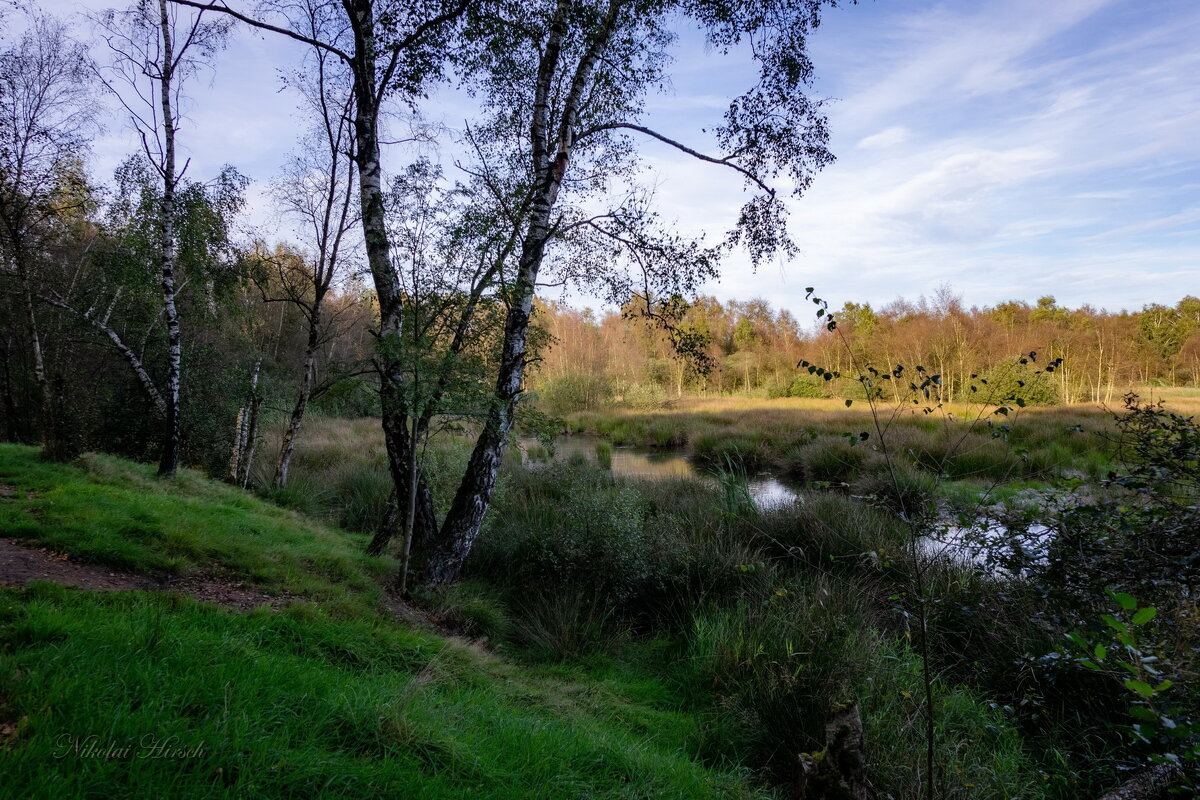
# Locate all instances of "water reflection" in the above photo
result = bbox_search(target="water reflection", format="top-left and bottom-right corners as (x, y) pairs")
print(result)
(518, 436), (803, 509)
(520, 436), (1047, 572)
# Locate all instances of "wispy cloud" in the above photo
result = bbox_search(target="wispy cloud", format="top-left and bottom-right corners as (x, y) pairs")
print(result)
(24, 0), (1200, 313)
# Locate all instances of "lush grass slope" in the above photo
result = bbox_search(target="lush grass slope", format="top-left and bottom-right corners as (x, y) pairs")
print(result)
(0, 445), (765, 799)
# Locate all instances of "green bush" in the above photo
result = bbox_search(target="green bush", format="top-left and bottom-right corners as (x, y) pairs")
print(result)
(787, 374), (829, 398)
(534, 372), (615, 414)
(615, 380), (670, 410)
(971, 360), (1061, 406)
(471, 460), (654, 603)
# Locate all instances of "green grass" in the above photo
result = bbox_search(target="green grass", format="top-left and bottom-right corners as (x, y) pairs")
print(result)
(0, 584), (765, 799)
(566, 398), (1119, 497)
(0, 444), (775, 798)
(0, 445), (390, 615)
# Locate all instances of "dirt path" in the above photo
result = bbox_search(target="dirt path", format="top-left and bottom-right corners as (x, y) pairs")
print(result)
(0, 537), (290, 611)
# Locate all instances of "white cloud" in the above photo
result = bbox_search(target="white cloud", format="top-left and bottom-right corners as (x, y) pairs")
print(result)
(856, 126), (909, 149)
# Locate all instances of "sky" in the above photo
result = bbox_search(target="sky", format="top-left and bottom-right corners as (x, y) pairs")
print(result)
(29, 0), (1200, 315)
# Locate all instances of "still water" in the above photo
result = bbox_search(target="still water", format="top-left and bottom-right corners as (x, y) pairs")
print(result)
(518, 436), (802, 509)
(520, 436), (1045, 567)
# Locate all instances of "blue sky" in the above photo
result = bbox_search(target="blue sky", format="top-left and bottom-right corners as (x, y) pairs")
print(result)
(34, 0), (1200, 313)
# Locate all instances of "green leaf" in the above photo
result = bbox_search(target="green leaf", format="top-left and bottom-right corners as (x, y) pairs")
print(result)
(1155, 680), (1174, 692)
(1132, 607), (1157, 625)
(1101, 614), (1129, 633)
(1093, 644), (1107, 661)
(1128, 706), (1158, 722)
(1079, 659), (1101, 671)
(1112, 592), (1137, 610)
(1124, 679), (1155, 698)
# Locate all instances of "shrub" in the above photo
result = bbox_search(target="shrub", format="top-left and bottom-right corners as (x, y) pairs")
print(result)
(787, 374), (829, 398)
(614, 380), (670, 410)
(534, 372), (614, 414)
(470, 460), (654, 603)
(973, 360), (1061, 406)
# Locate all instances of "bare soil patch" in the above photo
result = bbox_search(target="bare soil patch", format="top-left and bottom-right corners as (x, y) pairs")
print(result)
(0, 536), (288, 611)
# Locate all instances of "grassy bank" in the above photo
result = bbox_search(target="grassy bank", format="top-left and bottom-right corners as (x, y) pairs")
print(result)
(0, 445), (769, 799)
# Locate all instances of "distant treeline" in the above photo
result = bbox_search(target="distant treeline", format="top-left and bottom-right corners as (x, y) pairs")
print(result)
(531, 292), (1200, 411)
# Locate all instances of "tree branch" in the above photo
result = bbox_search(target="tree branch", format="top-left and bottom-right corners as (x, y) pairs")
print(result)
(578, 122), (776, 196)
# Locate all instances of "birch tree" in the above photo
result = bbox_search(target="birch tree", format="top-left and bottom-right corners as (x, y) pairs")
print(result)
(416, 0), (840, 583)
(165, 0), (470, 544)
(170, 0), (839, 586)
(266, 16), (360, 488)
(96, 0), (230, 477)
(0, 13), (96, 459)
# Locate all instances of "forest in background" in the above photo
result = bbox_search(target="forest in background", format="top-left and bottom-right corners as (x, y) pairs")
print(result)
(532, 292), (1200, 413)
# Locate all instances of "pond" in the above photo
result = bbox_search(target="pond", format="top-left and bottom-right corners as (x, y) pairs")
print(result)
(519, 435), (1050, 568)
(518, 435), (803, 509)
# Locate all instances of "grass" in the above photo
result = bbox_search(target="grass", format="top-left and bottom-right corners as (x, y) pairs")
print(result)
(0, 444), (774, 799)
(468, 459), (1091, 797)
(0, 445), (390, 616)
(0, 585), (765, 799)
(566, 395), (1121, 503)
(0, 411), (1156, 797)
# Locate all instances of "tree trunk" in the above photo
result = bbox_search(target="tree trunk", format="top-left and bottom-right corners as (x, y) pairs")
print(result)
(156, 0), (183, 478)
(16, 253), (57, 458)
(795, 702), (868, 800)
(41, 295), (166, 417)
(419, 0), (619, 584)
(395, 413), (420, 594)
(1096, 764), (1179, 800)
(0, 336), (21, 442)
(228, 357), (261, 485)
(421, 159), (560, 584)
(344, 0), (441, 556)
(275, 304), (321, 487)
(240, 389), (262, 488)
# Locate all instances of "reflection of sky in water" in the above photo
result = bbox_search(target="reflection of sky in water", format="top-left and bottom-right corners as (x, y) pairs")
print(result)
(519, 436), (802, 509)
(522, 437), (1049, 571)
